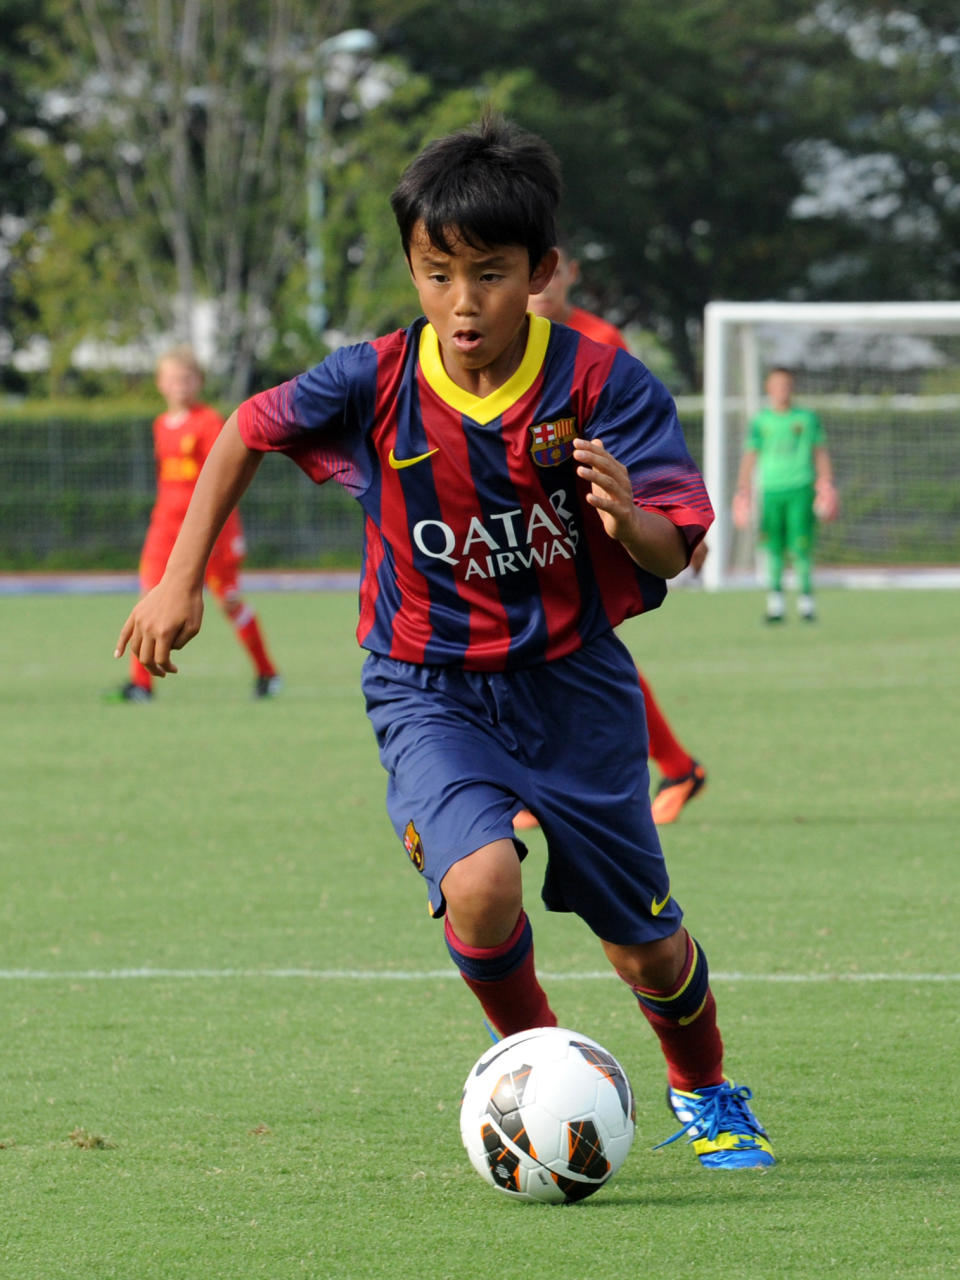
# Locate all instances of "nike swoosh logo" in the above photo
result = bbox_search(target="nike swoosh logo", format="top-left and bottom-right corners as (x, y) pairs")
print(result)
(651, 891), (671, 917)
(388, 447), (439, 470)
(472, 1033), (541, 1076)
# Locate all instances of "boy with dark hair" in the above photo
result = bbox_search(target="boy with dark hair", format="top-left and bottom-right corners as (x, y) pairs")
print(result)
(115, 115), (773, 1169)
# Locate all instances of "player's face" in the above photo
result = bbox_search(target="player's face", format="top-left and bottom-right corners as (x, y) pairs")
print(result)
(156, 359), (203, 412)
(527, 250), (577, 322)
(765, 371), (794, 411)
(408, 220), (557, 395)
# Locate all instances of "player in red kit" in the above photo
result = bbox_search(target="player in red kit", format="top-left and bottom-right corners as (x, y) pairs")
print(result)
(109, 346), (281, 702)
(525, 246), (706, 825)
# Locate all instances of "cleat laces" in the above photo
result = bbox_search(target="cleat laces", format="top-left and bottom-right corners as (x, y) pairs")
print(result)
(655, 1082), (761, 1150)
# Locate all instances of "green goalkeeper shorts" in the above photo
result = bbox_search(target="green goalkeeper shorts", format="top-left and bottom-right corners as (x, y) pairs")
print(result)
(760, 483), (816, 557)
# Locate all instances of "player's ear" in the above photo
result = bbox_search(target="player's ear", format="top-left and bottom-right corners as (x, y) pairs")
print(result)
(529, 247), (560, 296)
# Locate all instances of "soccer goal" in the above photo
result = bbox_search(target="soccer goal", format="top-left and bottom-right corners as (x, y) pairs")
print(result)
(700, 300), (960, 591)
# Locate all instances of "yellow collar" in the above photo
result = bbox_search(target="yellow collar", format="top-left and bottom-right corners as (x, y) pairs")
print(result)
(418, 314), (550, 426)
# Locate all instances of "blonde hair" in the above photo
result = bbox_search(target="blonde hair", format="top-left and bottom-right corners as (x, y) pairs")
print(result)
(156, 345), (204, 379)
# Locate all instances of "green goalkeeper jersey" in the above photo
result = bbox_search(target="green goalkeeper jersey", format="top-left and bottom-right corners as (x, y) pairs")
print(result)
(746, 405), (824, 492)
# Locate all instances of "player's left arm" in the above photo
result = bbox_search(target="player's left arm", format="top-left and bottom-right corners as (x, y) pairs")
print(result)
(814, 443), (834, 487)
(574, 437), (688, 578)
(813, 443), (839, 520)
(577, 361), (712, 576)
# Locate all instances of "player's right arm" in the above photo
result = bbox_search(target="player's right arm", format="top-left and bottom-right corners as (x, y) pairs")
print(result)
(114, 413), (263, 675)
(732, 448), (757, 529)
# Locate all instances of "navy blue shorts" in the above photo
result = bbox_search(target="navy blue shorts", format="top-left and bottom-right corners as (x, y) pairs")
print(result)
(361, 630), (683, 946)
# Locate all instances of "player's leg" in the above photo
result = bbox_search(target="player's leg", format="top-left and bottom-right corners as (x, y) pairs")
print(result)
(516, 666), (706, 830)
(760, 490), (787, 621)
(602, 930), (722, 1092)
(362, 655), (556, 1038)
(442, 839), (557, 1036)
(641, 671), (707, 825)
(516, 634), (772, 1167)
(108, 524), (170, 701)
(640, 671), (692, 778)
(206, 523), (280, 694)
(786, 484), (817, 619)
(604, 930), (773, 1168)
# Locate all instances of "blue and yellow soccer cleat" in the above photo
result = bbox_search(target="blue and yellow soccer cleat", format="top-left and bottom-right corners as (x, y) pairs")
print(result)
(656, 1081), (775, 1169)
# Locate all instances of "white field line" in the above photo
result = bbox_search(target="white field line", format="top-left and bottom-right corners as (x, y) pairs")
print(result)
(0, 967), (957, 983)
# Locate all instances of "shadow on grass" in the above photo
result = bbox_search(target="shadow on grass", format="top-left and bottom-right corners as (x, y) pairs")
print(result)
(599, 1149), (960, 1211)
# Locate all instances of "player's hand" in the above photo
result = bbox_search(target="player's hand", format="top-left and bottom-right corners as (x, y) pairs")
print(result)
(814, 479), (839, 522)
(114, 581), (204, 677)
(732, 490), (752, 530)
(573, 437), (637, 542)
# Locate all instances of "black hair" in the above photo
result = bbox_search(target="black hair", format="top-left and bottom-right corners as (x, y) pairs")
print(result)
(390, 112), (561, 271)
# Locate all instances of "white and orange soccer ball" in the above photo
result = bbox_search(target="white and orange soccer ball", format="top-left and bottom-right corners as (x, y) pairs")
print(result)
(459, 1026), (636, 1203)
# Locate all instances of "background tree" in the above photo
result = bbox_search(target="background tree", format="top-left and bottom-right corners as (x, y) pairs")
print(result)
(4, 0), (958, 397)
(11, 0), (364, 399)
(788, 3), (960, 307)
(369, 0), (870, 387)
(0, 0), (57, 387)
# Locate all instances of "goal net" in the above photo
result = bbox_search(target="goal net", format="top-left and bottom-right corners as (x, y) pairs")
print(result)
(701, 301), (960, 590)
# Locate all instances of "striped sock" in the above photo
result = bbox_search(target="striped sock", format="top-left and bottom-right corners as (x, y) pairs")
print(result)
(621, 932), (724, 1091)
(444, 911), (557, 1038)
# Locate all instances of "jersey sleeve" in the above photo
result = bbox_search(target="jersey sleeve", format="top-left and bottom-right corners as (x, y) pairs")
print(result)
(587, 356), (715, 552)
(236, 342), (377, 491)
(745, 413), (762, 452)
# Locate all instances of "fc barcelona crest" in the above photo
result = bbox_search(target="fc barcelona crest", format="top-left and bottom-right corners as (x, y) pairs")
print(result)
(529, 417), (576, 467)
(403, 820), (425, 872)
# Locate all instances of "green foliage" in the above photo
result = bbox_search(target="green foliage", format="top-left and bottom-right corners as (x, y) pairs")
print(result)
(370, 0), (867, 385)
(4, 2), (960, 396)
(11, 0), (349, 397)
(1, 588), (958, 1277)
(322, 67), (536, 340)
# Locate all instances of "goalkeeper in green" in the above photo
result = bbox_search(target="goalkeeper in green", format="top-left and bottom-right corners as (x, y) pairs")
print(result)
(733, 367), (837, 622)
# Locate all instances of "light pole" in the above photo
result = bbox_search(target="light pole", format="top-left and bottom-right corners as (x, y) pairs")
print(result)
(306, 28), (377, 338)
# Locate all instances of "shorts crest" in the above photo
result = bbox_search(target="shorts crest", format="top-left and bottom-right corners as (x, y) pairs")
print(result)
(403, 819), (425, 871)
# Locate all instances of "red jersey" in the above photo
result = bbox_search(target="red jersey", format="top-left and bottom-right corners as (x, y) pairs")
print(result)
(151, 402), (229, 524)
(565, 306), (630, 352)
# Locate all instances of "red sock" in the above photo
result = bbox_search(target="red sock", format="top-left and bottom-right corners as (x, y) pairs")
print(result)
(638, 670), (693, 779)
(444, 913), (557, 1038)
(623, 933), (725, 1092)
(232, 606), (277, 678)
(129, 654), (152, 693)
(639, 990), (725, 1092)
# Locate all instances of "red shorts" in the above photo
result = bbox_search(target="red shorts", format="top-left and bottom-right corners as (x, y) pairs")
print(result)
(140, 509), (246, 599)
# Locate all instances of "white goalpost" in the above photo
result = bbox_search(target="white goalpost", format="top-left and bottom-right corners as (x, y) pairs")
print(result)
(700, 300), (960, 591)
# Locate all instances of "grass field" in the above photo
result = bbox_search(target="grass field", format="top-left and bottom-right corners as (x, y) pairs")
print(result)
(2, 585), (957, 1279)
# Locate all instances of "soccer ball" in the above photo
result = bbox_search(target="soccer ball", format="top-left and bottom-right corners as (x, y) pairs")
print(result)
(459, 1026), (635, 1203)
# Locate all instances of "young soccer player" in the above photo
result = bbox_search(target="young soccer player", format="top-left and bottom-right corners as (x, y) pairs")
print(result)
(526, 244), (707, 825)
(110, 346), (281, 701)
(115, 116), (773, 1168)
(733, 366), (838, 623)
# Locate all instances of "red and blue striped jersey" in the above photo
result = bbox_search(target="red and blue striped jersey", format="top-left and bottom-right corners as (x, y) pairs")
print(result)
(237, 314), (713, 671)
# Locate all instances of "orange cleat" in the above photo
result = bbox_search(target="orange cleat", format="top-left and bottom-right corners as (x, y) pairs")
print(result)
(651, 761), (707, 825)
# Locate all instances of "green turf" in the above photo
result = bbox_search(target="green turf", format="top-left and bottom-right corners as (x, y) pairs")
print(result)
(1, 587), (957, 1279)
